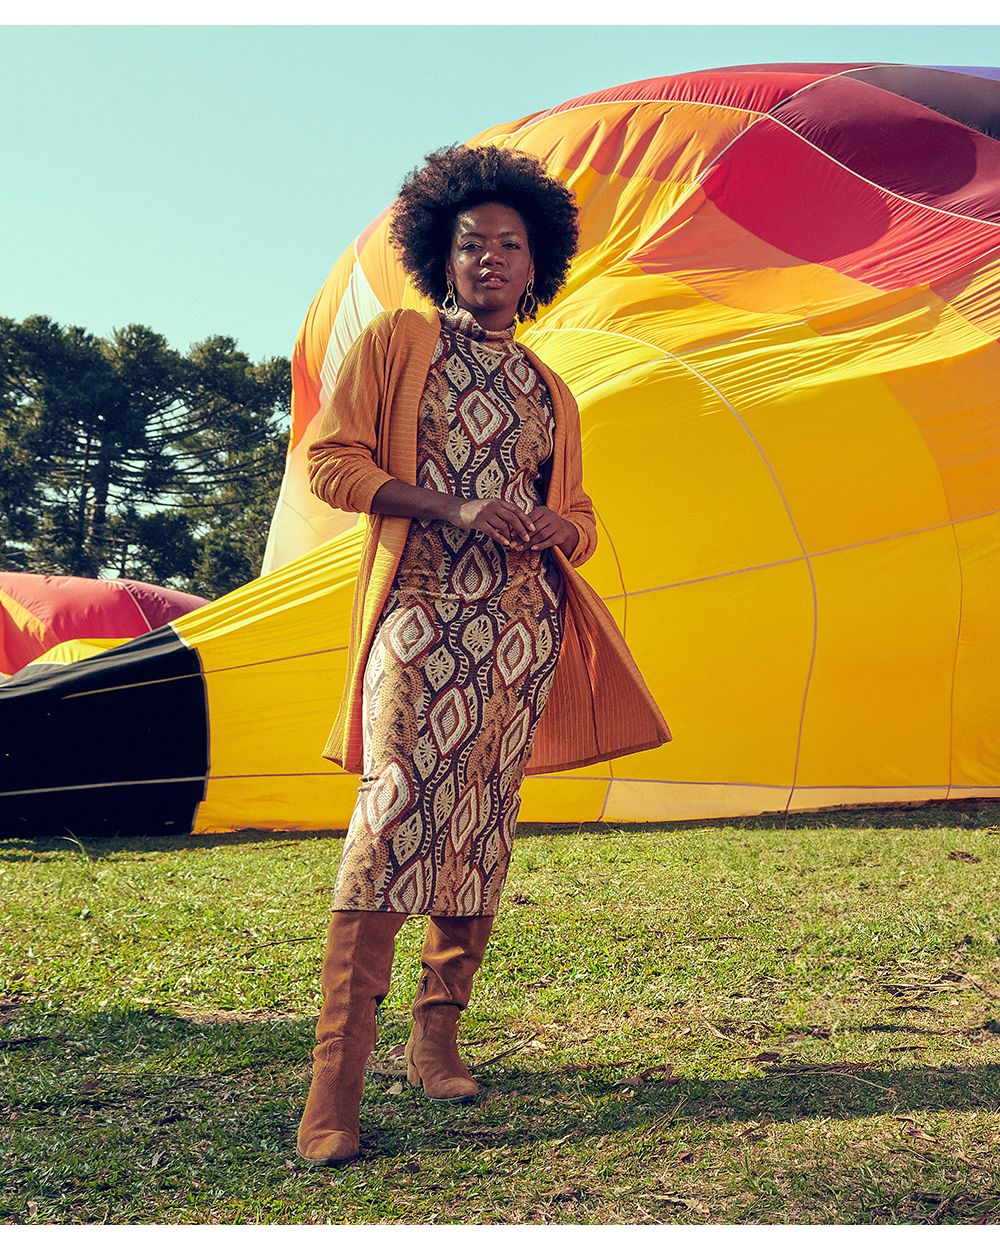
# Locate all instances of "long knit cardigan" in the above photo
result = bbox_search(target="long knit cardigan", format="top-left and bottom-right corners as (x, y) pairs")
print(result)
(307, 307), (672, 776)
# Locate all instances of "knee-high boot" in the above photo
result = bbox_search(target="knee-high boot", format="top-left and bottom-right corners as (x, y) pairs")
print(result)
(404, 914), (495, 1102)
(296, 909), (408, 1165)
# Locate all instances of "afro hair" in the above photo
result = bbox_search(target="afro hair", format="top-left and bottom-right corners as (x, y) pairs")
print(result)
(388, 144), (580, 321)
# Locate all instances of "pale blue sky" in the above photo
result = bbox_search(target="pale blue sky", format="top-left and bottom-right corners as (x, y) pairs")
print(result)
(2, 25), (998, 363)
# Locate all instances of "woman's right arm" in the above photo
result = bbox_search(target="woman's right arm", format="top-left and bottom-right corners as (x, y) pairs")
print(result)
(307, 318), (397, 515)
(307, 320), (534, 546)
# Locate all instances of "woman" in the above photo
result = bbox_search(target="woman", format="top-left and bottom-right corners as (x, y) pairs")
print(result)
(296, 144), (671, 1165)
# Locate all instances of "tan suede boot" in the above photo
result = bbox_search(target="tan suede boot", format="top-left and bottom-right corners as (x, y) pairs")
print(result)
(404, 915), (495, 1102)
(296, 909), (407, 1165)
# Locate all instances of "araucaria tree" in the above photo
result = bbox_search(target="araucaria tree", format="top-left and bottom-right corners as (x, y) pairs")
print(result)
(0, 315), (290, 598)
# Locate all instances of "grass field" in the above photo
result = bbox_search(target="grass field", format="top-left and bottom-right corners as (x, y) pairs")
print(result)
(3, 799), (999, 1225)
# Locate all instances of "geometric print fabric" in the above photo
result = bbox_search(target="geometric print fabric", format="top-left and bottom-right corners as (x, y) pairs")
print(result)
(332, 308), (566, 915)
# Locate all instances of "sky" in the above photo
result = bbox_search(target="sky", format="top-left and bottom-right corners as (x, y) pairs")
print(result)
(3, 23), (999, 364)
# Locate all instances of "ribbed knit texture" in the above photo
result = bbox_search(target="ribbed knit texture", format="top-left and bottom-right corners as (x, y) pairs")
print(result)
(306, 308), (672, 776)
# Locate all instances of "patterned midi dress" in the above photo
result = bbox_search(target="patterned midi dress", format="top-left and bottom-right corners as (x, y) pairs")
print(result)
(331, 307), (567, 917)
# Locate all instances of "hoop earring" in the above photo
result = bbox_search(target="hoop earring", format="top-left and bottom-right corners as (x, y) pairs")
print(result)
(520, 277), (537, 320)
(441, 279), (459, 317)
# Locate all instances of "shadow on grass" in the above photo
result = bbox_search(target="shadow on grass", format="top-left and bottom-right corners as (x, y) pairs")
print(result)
(0, 827), (347, 862)
(6, 1006), (1000, 1165)
(2, 796), (999, 862)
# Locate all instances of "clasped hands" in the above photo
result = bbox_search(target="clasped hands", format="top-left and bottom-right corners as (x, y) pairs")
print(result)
(450, 497), (576, 557)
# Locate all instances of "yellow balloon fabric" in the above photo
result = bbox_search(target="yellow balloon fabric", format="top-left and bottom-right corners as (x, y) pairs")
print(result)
(216, 66), (1000, 825)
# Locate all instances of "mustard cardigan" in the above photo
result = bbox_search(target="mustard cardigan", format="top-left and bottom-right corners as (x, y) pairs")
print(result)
(307, 308), (672, 776)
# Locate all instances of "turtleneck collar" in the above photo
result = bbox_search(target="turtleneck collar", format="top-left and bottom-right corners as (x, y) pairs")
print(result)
(440, 306), (517, 345)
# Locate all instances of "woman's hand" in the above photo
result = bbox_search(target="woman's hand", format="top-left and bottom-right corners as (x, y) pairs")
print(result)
(449, 497), (536, 547)
(511, 505), (578, 558)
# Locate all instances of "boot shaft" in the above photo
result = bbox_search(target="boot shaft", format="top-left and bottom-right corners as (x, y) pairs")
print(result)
(316, 909), (408, 1049)
(415, 915), (495, 1013)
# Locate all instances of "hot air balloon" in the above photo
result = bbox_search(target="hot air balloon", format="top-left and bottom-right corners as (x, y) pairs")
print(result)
(0, 572), (207, 677)
(3, 62), (999, 837)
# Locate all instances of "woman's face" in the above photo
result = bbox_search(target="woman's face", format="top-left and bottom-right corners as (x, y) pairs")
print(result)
(445, 201), (534, 330)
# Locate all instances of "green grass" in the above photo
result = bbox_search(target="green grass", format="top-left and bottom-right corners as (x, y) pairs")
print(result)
(2, 800), (1000, 1224)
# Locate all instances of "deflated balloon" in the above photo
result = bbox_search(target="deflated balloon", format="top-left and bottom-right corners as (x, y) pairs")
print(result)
(3, 63), (999, 836)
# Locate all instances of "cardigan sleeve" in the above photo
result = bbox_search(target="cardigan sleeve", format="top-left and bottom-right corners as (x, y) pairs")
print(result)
(306, 316), (397, 515)
(559, 381), (598, 568)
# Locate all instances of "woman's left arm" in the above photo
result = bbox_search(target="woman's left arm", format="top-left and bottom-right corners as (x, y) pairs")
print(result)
(559, 381), (598, 568)
(522, 375), (595, 567)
